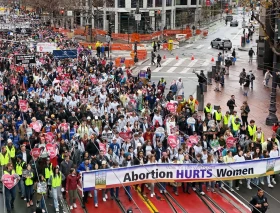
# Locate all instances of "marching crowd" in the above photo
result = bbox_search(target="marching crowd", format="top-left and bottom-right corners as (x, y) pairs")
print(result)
(0, 15), (278, 213)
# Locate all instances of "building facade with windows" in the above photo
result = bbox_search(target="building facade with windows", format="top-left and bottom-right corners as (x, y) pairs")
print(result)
(76, 0), (203, 34)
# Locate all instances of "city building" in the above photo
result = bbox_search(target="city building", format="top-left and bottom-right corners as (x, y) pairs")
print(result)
(75, 0), (226, 34)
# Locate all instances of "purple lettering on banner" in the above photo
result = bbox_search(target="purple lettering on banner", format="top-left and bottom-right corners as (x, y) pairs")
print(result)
(176, 170), (184, 178)
(193, 170), (200, 178)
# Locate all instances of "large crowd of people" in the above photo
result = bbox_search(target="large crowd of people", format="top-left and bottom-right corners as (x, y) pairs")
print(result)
(0, 11), (279, 213)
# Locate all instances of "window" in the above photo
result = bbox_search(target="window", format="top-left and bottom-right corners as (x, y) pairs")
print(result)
(191, 0), (196, 5)
(176, 0), (188, 5)
(147, 0), (153, 7)
(118, 0), (125, 8)
(131, 0), (143, 8)
(155, 0), (162, 7)
(166, 0), (172, 6)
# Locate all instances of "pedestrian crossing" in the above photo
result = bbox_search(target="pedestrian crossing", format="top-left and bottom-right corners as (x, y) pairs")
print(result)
(140, 57), (213, 74)
(184, 44), (205, 49)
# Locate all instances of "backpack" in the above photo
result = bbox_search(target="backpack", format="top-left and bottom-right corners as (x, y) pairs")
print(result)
(251, 74), (255, 80)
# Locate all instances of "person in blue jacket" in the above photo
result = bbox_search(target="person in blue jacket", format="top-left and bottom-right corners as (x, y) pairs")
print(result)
(77, 158), (93, 208)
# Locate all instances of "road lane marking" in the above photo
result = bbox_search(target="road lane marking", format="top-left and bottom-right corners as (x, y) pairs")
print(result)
(202, 59), (210, 67)
(180, 59), (198, 73)
(232, 28), (243, 40)
(208, 46), (212, 49)
(184, 44), (194, 48)
(166, 59), (185, 73)
(153, 58), (174, 72)
(196, 44), (204, 49)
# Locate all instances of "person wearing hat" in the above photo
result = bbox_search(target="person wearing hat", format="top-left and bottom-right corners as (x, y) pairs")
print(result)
(2, 162), (20, 213)
(109, 138), (120, 156)
(15, 154), (26, 199)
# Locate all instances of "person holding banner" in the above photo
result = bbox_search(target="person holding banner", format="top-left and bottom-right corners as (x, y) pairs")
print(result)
(122, 154), (134, 201)
(158, 152), (170, 194)
(23, 163), (34, 207)
(2, 163), (20, 213)
(191, 153), (205, 195)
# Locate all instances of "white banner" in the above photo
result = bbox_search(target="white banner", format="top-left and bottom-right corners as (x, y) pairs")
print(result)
(82, 157), (280, 190)
(36, 43), (57, 53)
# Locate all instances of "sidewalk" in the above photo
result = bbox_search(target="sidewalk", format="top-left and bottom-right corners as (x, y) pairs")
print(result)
(201, 61), (280, 137)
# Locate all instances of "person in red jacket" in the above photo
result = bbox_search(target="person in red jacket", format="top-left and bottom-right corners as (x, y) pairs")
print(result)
(66, 168), (81, 210)
(272, 123), (279, 132)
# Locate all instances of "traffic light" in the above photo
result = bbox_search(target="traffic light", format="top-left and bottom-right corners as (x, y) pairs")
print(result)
(60, 10), (64, 15)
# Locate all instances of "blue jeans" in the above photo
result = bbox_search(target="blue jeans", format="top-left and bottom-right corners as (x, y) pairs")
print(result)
(206, 181), (215, 189)
(192, 182), (203, 192)
(4, 187), (16, 212)
(159, 182), (166, 191)
(25, 185), (33, 202)
(38, 196), (46, 210)
(125, 186), (132, 199)
(93, 189), (98, 205)
(18, 178), (25, 197)
(110, 187), (119, 198)
(52, 187), (61, 209)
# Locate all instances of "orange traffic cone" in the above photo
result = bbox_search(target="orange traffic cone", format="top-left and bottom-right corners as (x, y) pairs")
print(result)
(191, 54), (194, 60)
(211, 56), (214, 62)
(176, 55), (179, 60)
(163, 55), (166, 59)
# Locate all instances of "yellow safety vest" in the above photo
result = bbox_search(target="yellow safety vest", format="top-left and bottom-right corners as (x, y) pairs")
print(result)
(224, 115), (229, 125)
(215, 112), (222, 121)
(188, 99), (196, 112)
(25, 171), (34, 186)
(0, 152), (10, 166)
(6, 146), (16, 158)
(253, 132), (264, 143)
(204, 106), (212, 113)
(52, 173), (62, 188)
(45, 164), (53, 179)
(247, 125), (257, 136)
(232, 122), (240, 131)
(16, 161), (26, 175)
(4, 169), (15, 175)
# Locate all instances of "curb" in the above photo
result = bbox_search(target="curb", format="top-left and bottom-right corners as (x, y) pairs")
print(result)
(131, 58), (150, 70)
(237, 47), (251, 51)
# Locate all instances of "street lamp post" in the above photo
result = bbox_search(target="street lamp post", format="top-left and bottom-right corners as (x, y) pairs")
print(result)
(266, 14), (278, 126)
(222, 41), (225, 65)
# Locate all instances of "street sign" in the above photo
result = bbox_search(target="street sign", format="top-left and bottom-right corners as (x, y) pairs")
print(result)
(149, 11), (155, 17)
(135, 14), (141, 21)
(106, 35), (111, 42)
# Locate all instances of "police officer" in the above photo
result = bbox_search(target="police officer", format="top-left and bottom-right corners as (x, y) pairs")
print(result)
(250, 189), (268, 213)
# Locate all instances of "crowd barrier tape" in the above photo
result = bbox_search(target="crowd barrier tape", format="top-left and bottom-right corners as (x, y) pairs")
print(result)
(81, 157), (280, 190)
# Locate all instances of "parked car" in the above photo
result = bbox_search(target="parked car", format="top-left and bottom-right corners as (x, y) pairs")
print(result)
(230, 20), (238, 27)
(211, 38), (232, 50)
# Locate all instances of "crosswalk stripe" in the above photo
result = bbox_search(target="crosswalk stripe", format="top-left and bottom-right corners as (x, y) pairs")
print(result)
(180, 59), (198, 73)
(201, 59), (210, 67)
(166, 59), (185, 73)
(153, 58), (174, 72)
(207, 46), (212, 49)
(196, 45), (204, 49)
(184, 44), (194, 48)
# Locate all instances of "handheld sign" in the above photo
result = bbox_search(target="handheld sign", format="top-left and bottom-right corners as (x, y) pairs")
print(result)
(2, 174), (19, 189)
(226, 136), (236, 148)
(168, 135), (179, 148)
(30, 148), (41, 158)
(46, 144), (57, 159)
